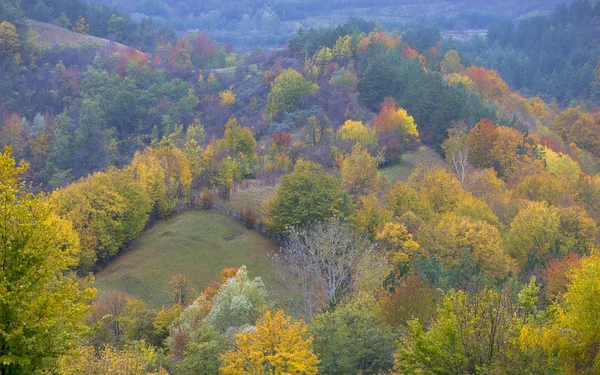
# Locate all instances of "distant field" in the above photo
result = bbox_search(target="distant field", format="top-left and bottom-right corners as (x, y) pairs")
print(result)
(211, 64), (260, 80)
(95, 210), (288, 309)
(379, 146), (442, 183)
(27, 19), (146, 58)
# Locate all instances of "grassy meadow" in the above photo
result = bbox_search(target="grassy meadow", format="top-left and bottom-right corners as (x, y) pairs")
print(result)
(95, 210), (288, 309)
(379, 146), (442, 183)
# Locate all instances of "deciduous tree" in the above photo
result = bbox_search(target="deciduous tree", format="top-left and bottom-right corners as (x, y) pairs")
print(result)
(440, 50), (464, 75)
(0, 21), (20, 57)
(204, 266), (268, 336)
(281, 218), (375, 315)
(373, 97), (419, 163)
(311, 295), (396, 375)
(341, 144), (380, 198)
(267, 160), (349, 233)
(527, 251), (600, 374)
(337, 119), (377, 150)
(394, 288), (518, 375)
(508, 201), (560, 270)
(0, 147), (95, 374)
(266, 69), (317, 118)
(221, 310), (319, 375)
(419, 212), (514, 281)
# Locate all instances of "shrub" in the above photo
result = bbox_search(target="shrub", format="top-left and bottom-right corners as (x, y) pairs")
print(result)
(239, 205), (258, 229)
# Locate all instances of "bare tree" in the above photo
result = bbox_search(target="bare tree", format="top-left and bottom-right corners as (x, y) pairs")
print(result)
(443, 122), (471, 184)
(275, 217), (376, 320)
(442, 122), (484, 188)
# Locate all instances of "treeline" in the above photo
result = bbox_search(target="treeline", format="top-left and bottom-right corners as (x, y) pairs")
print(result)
(456, 0), (600, 105)
(47, 115), (264, 270)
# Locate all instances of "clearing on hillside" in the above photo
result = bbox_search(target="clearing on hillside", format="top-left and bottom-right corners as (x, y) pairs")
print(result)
(27, 19), (147, 59)
(95, 210), (288, 309)
(379, 146), (443, 183)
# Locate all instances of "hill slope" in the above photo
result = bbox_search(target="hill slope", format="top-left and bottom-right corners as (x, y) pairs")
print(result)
(95, 210), (285, 308)
(27, 19), (146, 58)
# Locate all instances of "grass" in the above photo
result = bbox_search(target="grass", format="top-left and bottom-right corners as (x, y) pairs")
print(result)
(379, 146), (442, 183)
(215, 182), (278, 214)
(211, 64), (260, 80)
(27, 20), (147, 58)
(94, 210), (286, 309)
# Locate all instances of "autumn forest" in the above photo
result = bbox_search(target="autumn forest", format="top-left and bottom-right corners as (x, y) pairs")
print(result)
(1, 0), (600, 374)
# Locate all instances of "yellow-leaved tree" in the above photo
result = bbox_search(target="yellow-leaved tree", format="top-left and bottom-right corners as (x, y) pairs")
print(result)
(337, 120), (378, 150)
(219, 87), (236, 107)
(0, 21), (20, 58)
(523, 250), (600, 374)
(0, 147), (95, 374)
(341, 143), (380, 199)
(221, 310), (320, 375)
(72, 16), (89, 35)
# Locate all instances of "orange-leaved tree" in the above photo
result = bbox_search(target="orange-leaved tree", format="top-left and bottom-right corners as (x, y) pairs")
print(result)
(373, 97), (419, 164)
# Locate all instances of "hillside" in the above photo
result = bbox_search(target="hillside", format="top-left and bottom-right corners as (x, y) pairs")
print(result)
(3, 0), (600, 373)
(280, 0), (574, 31)
(27, 19), (147, 59)
(95, 210), (286, 309)
(77, 0), (577, 48)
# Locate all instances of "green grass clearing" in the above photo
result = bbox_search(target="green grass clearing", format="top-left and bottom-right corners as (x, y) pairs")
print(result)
(379, 146), (442, 183)
(95, 210), (289, 309)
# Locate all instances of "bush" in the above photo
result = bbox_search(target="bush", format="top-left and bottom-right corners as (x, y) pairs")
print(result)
(239, 205), (258, 229)
(200, 189), (214, 209)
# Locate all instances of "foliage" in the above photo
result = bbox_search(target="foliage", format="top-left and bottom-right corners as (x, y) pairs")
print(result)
(394, 288), (518, 375)
(51, 166), (152, 269)
(167, 294), (223, 375)
(545, 149), (581, 182)
(419, 212), (514, 281)
(408, 167), (463, 214)
(508, 201), (560, 270)
(57, 341), (165, 375)
(514, 173), (566, 207)
(221, 310), (319, 375)
(341, 144), (380, 198)
(379, 274), (440, 328)
(373, 97), (419, 163)
(542, 253), (582, 301)
(0, 147), (95, 374)
(168, 273), (195, 306)
(90, 291), (151, 348)
(311, 295), (396, 374)
(267, 160), (349, 233)
(477, 1), (600, 103)
(266, 69), (317, 118)
(552, 106), (600, 158)
(204, 266), (268, 336)
(219, 87), (236, 107)
(440, 50), (464, 76)
(217, 118), (256, 169)
(0, 21), (20, 57)
(358, 48), (492, 149)
(72, 16), (89, 35)
(528, 251), (600, 374)
(337, 119), (377, 150)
